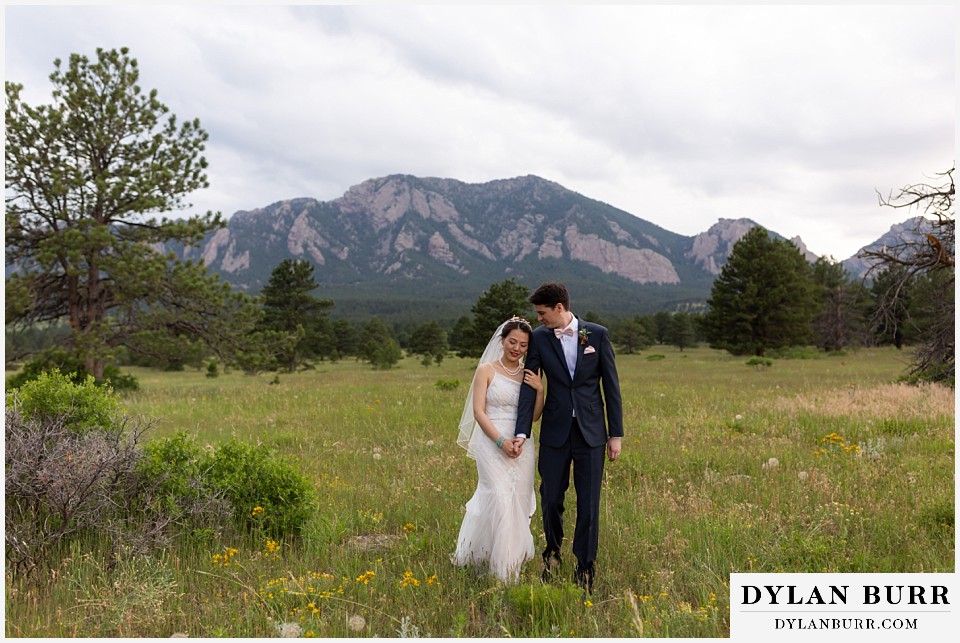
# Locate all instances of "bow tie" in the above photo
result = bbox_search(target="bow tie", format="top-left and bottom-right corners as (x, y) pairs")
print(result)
(554, 327), (575, 339)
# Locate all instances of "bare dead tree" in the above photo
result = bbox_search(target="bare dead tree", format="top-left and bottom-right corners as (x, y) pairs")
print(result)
(860, 166), (954, 384)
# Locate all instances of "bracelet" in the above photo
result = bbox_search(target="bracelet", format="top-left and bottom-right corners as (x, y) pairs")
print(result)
(496, 436), (505, 449)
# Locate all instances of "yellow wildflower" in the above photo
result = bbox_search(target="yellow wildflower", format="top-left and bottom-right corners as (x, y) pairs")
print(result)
(212, 546), (239, 567)
(356, 571), (375, 585)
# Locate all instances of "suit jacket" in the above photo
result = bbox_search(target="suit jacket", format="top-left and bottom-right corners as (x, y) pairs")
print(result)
(516, 319), (623, 449)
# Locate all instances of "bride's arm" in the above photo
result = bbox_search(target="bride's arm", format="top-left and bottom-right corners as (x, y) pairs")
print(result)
(472, 364), (505, 445)
(525, 369), (545, 422)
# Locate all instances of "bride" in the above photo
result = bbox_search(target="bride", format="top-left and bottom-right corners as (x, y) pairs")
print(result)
(453, 317), (544, 583)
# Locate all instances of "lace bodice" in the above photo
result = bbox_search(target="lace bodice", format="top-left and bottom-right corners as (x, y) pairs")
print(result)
(485, 373), (520, 429)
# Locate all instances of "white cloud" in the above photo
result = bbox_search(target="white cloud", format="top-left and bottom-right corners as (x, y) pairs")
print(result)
(4, 4), (954, 260)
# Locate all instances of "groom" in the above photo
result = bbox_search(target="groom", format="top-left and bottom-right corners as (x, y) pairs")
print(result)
(514, 282), (623, 593)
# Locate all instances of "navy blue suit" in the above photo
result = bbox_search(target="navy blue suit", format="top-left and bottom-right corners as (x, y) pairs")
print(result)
(516, 318), (622, 570)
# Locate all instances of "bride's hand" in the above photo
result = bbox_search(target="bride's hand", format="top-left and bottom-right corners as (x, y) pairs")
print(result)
(501, 438), (522, 458)
(522, 369), (542, 392)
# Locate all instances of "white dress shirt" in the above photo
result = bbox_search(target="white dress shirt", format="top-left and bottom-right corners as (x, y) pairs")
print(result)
(559, 314), (578, 380)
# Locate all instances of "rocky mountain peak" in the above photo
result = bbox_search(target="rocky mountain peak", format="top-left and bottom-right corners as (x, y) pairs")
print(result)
(685, 218), (761, 274)
(172, 174), (906, 319)
(685, 217), (818, 274)
(338, 175), (460, 230)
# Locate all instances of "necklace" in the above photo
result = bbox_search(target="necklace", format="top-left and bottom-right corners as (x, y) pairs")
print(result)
(498, 356), (523, 376)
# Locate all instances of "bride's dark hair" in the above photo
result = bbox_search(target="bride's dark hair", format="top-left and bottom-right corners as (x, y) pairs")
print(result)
(500, 317), (533, 338)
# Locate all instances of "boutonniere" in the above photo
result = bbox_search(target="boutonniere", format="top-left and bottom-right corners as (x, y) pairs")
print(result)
(578, 327), (591, 345)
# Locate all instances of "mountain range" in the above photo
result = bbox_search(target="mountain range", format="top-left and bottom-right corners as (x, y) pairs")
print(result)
(171, 174), (909, 322)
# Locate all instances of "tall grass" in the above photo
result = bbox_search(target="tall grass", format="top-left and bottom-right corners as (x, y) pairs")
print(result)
(5, 346), (954, 637)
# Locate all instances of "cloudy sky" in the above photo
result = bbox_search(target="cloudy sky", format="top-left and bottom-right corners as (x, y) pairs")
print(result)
(4, 3), (955, 260)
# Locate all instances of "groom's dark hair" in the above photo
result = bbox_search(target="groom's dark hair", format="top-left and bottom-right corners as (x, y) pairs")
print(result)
(529, 282), (570, 310)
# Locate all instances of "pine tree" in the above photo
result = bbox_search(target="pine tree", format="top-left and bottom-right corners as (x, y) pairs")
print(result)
(811, 257), (871, 351)
(5, 48), (253, 378)
(860, 167), (954, 384)
(361, 318), (402, 369)
(702, 227), (819, 356)
(257, 259), (334, 370)
(611, 317), (653, 354)
(460, 278), (532, 358)
(408, 322), (449, 366)
(330, 318), (360, 361)
(666, 312), (697, 351)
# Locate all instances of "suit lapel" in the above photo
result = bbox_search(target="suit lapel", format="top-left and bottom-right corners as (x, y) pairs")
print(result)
(545, 326), (572, 382)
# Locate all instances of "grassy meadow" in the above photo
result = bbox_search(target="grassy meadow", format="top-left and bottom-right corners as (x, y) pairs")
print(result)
(4, 345), (955, 638)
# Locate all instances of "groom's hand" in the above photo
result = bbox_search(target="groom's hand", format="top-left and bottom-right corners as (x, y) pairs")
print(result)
(606, 437), (622, 462)
(511, 437), (526, 458)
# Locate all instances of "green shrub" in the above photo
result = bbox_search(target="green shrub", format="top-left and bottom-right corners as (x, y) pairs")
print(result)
(434, 378), (460, 391)
(206, 439), (316, 537)
(6, 348), (139, 391)
(137, 433), (233, 541)
(767, 346), (821, 360)
(140, 433), (209, 509)
(745, 357), (773, 368)
(7, 369), (123, 434)
(645, 354), (666, 361)
(139, 433), (314, 539)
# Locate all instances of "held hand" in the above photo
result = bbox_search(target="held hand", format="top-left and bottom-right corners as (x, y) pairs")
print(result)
(522, 369), (543, 392)
(606, 437), (622, 462)
(513, 437), (525, 458)
(501, 438), (518, 458)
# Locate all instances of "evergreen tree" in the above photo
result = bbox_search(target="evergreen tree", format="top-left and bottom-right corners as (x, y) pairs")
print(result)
(666, 312), (697, 351)
(408, 322), (449, 366)
(449, 316), (474, 357)
(868, 266), (913, 349)
(905, 269), (954, 379)
(652, 311), (672, 344)
(330, 318), (360, 361)
(583, 311), (605, 325)
(611, 317), (653, 354)
(638, 315), (658, 345)
(360, 317), (402, 369)
(702, 227), (819, 356)
(5, 47), (254, 378)
(860, 167), (954, 384)
(811, 257), (869, 351)
(257, 259), (334, 370)
(460, 278), (532, 358)
(230, 327), (300, 375)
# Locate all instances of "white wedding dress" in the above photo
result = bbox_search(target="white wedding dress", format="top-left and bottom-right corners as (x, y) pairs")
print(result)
(453, 373), (536, 583)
